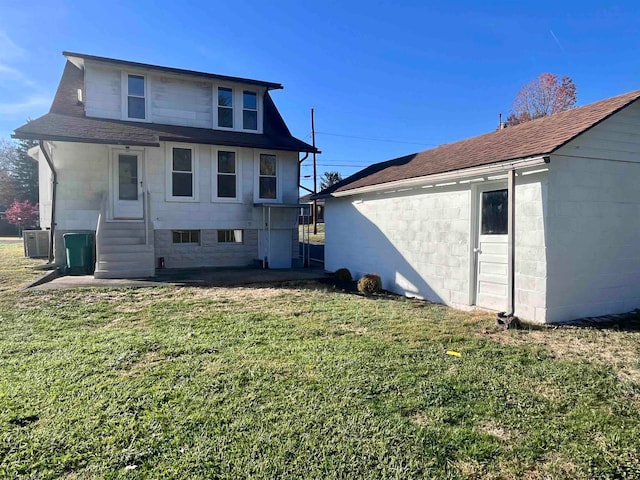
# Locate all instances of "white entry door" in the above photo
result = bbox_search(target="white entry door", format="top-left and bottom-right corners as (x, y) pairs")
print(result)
(474, 185), (509, 311)
(112, 151), (143, 219)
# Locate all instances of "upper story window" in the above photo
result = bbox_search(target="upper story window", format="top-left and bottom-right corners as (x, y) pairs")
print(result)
(259, 154), (277, 200)
(243, 91), (258, 130)
(166, 144), (198, 201)
(217, 87), (233, 128)
(127, 74), (146, 119)
(214, 150), (238, 200)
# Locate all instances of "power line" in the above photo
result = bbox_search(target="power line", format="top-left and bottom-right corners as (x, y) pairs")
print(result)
(315, 131), (439, 147)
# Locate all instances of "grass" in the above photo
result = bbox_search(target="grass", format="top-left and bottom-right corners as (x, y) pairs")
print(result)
(1, 243), (640, 478)
(299, 222), (325, 244)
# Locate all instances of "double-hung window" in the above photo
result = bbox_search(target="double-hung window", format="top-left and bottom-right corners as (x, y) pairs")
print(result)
(217, 87), (233, 128)
(243, 91), (258, 130)
(127, 74), (146, 120)
(259, 154), (277, 200)
(215, 150), (238, 200)
(167, 145), (198, 201)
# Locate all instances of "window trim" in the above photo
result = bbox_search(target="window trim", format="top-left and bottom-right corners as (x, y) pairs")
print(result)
(212, 147), (241, 203)
(165, 143), (199, 202)
(211, 85), (263, 133)
(121, 72), (150, 122)
(254, 151), (280, 203)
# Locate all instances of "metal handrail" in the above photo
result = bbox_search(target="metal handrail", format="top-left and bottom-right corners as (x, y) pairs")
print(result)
(144, 189), (151, 245)
(95, 192), (107, 271)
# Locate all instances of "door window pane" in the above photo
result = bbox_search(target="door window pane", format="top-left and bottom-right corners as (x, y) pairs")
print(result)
(481, 189), (508, 234)
(118, 155), (138, 200)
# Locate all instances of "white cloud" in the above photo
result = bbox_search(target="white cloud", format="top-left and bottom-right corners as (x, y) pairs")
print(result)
(0, 63), (37, 88)
(0, 31), (26, 61)
(0, 94), (51, 115)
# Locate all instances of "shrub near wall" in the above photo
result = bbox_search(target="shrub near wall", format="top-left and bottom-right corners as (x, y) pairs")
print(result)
(357, 274), (382, 296)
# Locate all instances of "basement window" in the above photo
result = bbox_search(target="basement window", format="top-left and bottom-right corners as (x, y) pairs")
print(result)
(481, 189), (508, 235)
(172, 230), (200, 244)
(218, 229), (243, 243)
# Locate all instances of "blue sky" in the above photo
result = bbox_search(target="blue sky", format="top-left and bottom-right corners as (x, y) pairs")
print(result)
(1, 0), (639, 192)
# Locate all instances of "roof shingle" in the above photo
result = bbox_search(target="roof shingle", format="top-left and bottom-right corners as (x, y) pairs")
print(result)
(320, 89), (640, 196)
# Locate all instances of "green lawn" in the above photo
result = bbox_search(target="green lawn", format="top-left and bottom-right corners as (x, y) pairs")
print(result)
(1, 243), (639, 479)
(299, 222), (325, 244)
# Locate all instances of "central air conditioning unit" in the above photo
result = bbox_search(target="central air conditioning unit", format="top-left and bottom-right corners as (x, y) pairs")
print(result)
(23, 230), (50, 258)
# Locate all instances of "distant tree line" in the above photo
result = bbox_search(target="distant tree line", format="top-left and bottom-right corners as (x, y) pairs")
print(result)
(0, 139), (39, 231)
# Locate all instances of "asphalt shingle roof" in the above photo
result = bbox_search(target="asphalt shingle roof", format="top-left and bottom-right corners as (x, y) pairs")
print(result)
(13, 59), (317, 153)
(319, 89), (640, 196)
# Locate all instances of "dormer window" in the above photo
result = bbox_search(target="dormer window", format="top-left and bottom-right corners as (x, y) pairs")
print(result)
(127, 74), (146, 119)
(243, 91), (257, 130)
(217, 87), (233, 128)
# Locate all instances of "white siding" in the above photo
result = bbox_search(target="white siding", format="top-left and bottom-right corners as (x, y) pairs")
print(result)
(544, 102), (640, 322)
(150, 76), (212, 128)
(82, 62), (265, 131)
(325, 187), (472, 308)
(84, 63), (121, 119)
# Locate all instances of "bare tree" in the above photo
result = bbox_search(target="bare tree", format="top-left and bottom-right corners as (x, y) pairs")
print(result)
(507, 73), (577, 126)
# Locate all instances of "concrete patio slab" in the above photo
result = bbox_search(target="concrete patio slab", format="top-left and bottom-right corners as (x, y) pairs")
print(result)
(28, 266), (327, 290)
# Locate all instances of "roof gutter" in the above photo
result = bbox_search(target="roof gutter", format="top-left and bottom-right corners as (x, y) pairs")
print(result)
(39, 140), (57, 263)
(321, 155), (550, 199)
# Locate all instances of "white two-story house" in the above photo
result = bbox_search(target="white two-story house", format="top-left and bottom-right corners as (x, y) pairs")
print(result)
(13, 52), (317, 278)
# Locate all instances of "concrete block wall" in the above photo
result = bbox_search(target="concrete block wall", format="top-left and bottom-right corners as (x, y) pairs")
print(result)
(513, 174), (548, 323)
(325, 186), (472, 307)
(545, 155), (640, 322)
(154, 229), (258, 268)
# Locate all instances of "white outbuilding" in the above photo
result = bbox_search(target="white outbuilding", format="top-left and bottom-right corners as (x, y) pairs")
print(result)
(317, 90), (640, 324)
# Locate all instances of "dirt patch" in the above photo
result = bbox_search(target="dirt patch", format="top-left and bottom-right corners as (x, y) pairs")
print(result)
(125, 351), (171, 376)
(476, 420), (516, 442)
(336, 323), (368, 335)
(483, 326), (640, 383)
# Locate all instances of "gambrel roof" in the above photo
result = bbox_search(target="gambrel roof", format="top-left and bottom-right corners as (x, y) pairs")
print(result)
(13, 55), (317, 153)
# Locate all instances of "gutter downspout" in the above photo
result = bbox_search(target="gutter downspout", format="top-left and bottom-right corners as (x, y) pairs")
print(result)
(507, 168), (515, 316)
(39, 140), (56, 263)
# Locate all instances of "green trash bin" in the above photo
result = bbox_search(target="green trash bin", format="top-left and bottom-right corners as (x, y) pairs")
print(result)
(63, 233), (95, 275)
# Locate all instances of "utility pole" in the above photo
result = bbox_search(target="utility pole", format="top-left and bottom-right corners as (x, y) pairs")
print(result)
(311, 108), (318, 235)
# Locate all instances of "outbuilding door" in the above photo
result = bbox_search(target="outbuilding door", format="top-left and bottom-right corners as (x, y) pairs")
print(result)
(474, 184), (509, 311)
(111, 150), (143, 219)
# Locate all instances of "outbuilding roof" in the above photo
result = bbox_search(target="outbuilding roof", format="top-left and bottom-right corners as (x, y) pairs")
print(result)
(13, 57), (317, 153)
(317, 89), (640, 197)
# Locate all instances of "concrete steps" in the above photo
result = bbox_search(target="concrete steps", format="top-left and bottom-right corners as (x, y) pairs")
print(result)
(94, 221), (155, 279)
